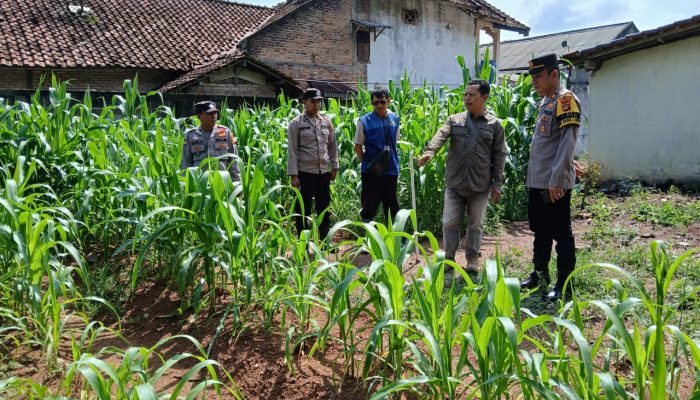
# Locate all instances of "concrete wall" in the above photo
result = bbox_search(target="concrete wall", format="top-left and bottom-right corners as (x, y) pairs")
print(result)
(361, 0), (478, 88)
(568, 66), (590, 155)
(587, 35), (700, 186)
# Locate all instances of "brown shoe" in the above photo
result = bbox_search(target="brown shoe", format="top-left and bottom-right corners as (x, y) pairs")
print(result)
(466, 255), (479, 273)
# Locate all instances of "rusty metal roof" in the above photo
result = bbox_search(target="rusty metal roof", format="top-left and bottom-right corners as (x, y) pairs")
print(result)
(307, 80), (357, 99)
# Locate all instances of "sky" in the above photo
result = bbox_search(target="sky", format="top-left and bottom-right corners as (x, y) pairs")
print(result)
(235, 0), (700, 41)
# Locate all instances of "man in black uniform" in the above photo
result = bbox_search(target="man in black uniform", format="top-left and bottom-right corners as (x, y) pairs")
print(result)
(520, 54), (581, 302)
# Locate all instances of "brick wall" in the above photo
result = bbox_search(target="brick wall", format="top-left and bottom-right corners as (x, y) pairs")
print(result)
(245, 0), (366, 87)
(0, 67), (178, 92)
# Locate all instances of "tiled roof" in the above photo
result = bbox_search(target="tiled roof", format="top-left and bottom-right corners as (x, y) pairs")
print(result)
(481, 22), (638, 71)
(251, 0), (316, 36)
(0, 0), (274, 70)
(444, 0), (529, 34)
(159, 50), (247, 92)
(241, 0), (529, 45)
(158, 49), (301, 93)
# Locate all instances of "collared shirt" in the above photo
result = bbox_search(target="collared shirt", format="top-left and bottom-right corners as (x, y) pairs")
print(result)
(423, 110), (507, 192)
(526, 87), (581, 189)
(287, 112), (339, 175)
(180, 124), (240, 182)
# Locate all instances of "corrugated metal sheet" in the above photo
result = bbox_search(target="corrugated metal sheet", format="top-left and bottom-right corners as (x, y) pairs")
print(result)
(307, 80), (357, 99)
(482, 22), (638, 71)
(565, 14), (700, 65)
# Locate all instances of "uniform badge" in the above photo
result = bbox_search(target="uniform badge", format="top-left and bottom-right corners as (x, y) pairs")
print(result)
(216, 127), (227, 137)
(556, 94), (581, 128)
(547, 103), (554, 110)
(559, 96), (572, 112)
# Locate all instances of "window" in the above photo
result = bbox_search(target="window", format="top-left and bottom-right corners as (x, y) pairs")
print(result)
(356, 30), (370, 63)
(402, 9), (418, 25)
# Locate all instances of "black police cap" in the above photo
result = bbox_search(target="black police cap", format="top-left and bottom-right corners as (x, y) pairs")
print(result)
(528, 54), (560, 75)
(194, 101), (219, 114)
(301, 88), (323, 100)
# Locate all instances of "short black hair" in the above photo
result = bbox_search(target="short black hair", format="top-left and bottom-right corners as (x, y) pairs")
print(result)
(371, 88), (390, 100)
(466, 79), (490, 96)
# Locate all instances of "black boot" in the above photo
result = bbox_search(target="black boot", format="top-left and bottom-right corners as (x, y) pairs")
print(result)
(520, 270), (549, 290)
(545, 284), (573, 303)
(548, 252), (575, 302)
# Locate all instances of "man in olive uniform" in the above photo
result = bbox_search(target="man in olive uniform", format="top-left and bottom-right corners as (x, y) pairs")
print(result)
(520, 54), (580, 302)
(417, 79), (507, 277)
(180, 101), (240, 182)
(287, 88), (339, 241)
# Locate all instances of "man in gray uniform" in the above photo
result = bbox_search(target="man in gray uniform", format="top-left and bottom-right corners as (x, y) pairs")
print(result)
(287, 88), (339, 241)
(520, 54), (580, 302)
(180, 101), (240, 182)
(418, 79), (507, 276)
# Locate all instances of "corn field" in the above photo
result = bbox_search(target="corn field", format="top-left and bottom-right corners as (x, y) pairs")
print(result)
(1, 70), (699, 399)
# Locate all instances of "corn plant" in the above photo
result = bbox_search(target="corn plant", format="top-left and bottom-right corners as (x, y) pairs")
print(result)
(63, 335), (239, 399)
(566, 241), (700, 399)
(3, 73), (700, 400)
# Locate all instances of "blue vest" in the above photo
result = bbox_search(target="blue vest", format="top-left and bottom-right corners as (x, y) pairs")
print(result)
(360, 111), (400, 176)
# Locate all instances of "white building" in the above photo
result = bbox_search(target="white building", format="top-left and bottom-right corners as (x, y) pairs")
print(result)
(351, 0), (529, 89)
(566, 15), (700, 187)
(479, 22), (639, 154)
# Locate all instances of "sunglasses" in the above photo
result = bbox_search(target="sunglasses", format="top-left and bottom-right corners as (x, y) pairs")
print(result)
(372, 99), (388, 106)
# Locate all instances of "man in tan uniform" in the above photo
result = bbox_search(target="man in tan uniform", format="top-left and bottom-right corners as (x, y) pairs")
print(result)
(180, 101), (240, 182)
(287, 88), (339, 241)
(519, 54), (580, 302)
(418, 79), (507, 277)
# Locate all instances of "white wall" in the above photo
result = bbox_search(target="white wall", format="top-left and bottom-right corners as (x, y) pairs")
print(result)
(363, 0), (478, 88)
(588, 35), (700, 187)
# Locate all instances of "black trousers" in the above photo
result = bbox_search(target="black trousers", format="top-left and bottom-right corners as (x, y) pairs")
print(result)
(294, 171), (332, 240)
(360, 173), (399, 224)
(528, 188), (576, 287)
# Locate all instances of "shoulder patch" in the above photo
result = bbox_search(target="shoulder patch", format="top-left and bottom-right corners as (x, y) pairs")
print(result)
(215, 126), (228, 137)
(556, 94), (581, 128)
